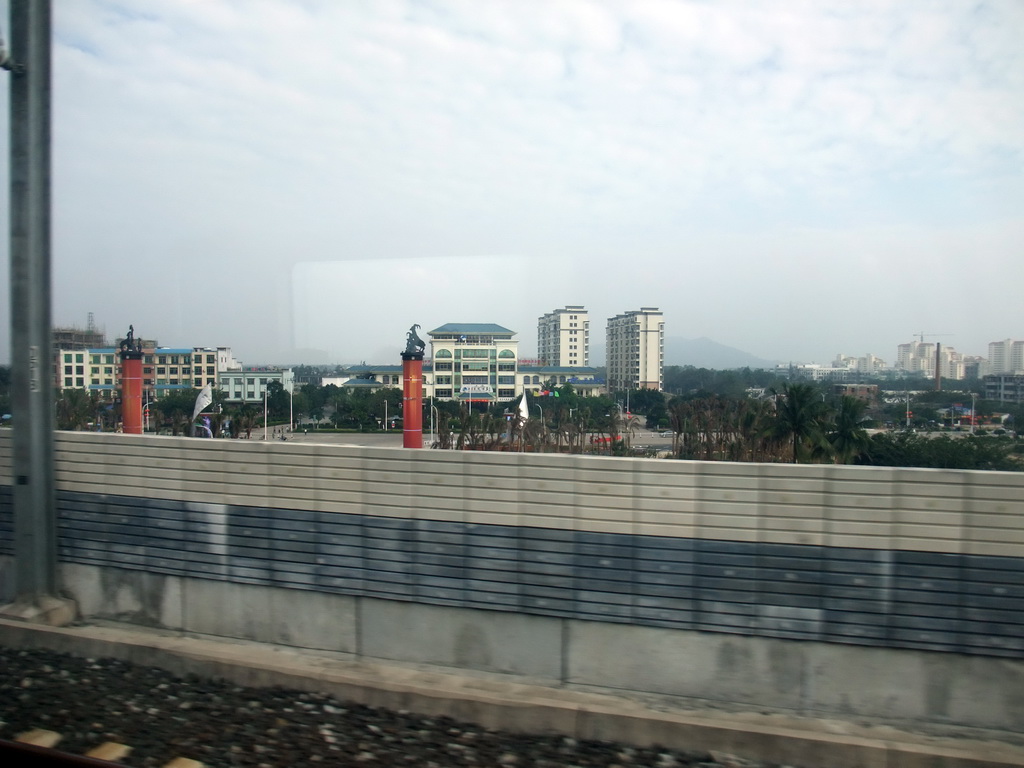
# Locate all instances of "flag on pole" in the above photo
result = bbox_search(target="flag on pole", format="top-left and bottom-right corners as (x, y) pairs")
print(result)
(192, 383), (214, 422)
(517, 393), (529, 423)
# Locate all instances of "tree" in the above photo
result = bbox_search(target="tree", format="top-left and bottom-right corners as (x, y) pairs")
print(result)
(858, 432), (1019, 471)
(828, 396), (872, 464)
(266, 381), (290, 422)
(56, 388), (96, 431)
(152, 390), (197, 435)
(773, 383), (829, 463)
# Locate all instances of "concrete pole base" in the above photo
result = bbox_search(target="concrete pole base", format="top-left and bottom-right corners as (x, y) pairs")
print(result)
(0, 595), (77, 627)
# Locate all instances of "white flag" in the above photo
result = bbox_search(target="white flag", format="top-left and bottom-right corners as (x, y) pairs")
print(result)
(517, 393), (529, 423)
(192, 383), (213, 421)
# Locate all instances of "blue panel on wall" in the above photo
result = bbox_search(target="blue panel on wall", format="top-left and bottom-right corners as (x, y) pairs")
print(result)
(43, 488), (1024, 660)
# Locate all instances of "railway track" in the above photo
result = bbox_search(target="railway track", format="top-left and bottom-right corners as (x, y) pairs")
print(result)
(0, 729), (202, 767)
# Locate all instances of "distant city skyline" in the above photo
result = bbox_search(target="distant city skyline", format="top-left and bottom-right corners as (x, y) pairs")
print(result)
(1, 2), (1021, 368)
(47, 309), (1019, 372)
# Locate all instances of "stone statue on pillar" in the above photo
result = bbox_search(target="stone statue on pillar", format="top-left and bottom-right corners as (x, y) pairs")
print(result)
(405, 324), (426, 356)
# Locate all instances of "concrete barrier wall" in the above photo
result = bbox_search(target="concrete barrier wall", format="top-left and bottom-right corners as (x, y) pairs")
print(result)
(2, 431), (1024, 729)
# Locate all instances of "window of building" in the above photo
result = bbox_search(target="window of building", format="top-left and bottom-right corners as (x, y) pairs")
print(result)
(435, 349), (452, 358)
(436, 376), (452, 385)
(435, 388), (453, 398)
(206, 366), (215, 375)
(498, 389), (515, 398)
(497, 376), (514, 385)
(63, 353), (72, 363)
(75, 366), (84, 375)
(435, 362), (453, 371)
(498, 350), (515, 358)
(170, 355), (179, 364)
(234, 391), (242, 399)
(195, 380), (203, 388)
(207, 355), (215, 363)
(498, 363), (515, 371)
(157, 367), (166, 375)
(91, 355), (100, 364)
(64, 377), (72, 386)
(104, 378), (112, 385)
(75, 377), (84, 386)
(158, 356), (166, 364)
(64, 365), (72, 375)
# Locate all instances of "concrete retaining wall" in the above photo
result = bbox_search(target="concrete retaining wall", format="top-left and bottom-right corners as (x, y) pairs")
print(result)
(2, 431), (1024, 731)
(18, 560), (1020, 732)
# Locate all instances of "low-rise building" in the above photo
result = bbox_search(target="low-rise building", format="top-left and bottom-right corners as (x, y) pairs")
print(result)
(218, 367), (295, 403)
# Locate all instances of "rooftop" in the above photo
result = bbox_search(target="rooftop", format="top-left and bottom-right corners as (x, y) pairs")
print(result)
(429, 323), (515, 337)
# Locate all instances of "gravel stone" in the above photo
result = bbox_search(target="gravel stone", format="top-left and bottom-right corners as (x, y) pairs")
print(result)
(0, 647), (803, 768)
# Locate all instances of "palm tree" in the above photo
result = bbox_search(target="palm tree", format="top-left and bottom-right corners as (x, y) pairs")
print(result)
(828, 395), (872, 464)
(56, 388), (94, 430)
(773, 383), (829, 463)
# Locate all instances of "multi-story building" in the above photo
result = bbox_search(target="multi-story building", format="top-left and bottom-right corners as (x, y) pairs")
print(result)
(606, 308), (664, 392)
(984, 374), (1024, 404)
(428, 323), (519, 404)
(537, 305), (589, 367)
(520, 366), (603, 398)
(323, 361), (603, 402)
(777, 363), (854, 382)
(834, 353), (888, 376)
(149, 347), (197, 397)
(896, 341), (966, 380)
(988, 339), (1024, 375)
(218, 367), (295, 404)
(56, 342), (243, 402)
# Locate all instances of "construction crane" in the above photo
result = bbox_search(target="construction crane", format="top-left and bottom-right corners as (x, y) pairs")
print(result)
(913, 332), (954, 391)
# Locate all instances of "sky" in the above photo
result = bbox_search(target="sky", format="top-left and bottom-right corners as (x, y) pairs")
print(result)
(0, 0), (1022, 367)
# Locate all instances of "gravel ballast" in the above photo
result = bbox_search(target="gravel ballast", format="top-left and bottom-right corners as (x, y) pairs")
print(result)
(0, 646), (794, 768)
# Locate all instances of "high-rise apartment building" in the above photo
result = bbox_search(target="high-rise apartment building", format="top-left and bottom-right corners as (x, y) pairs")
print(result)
(896, 340), (966, 379)
(537, 305), (589, 367)
(988, 339), (1024, 375)
(606, 307), (664, 392)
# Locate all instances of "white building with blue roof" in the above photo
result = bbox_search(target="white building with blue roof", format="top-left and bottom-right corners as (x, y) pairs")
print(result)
(428, 323), (519, 404)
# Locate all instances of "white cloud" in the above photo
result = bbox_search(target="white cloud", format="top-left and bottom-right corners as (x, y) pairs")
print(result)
(0, 0), (1020, 365)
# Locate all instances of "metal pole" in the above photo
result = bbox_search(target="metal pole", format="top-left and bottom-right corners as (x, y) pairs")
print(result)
(4, 1), (70, 621)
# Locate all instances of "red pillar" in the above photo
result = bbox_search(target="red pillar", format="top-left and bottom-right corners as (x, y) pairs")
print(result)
(120, 334), (144, 435)
(402, 352), (423, 449)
